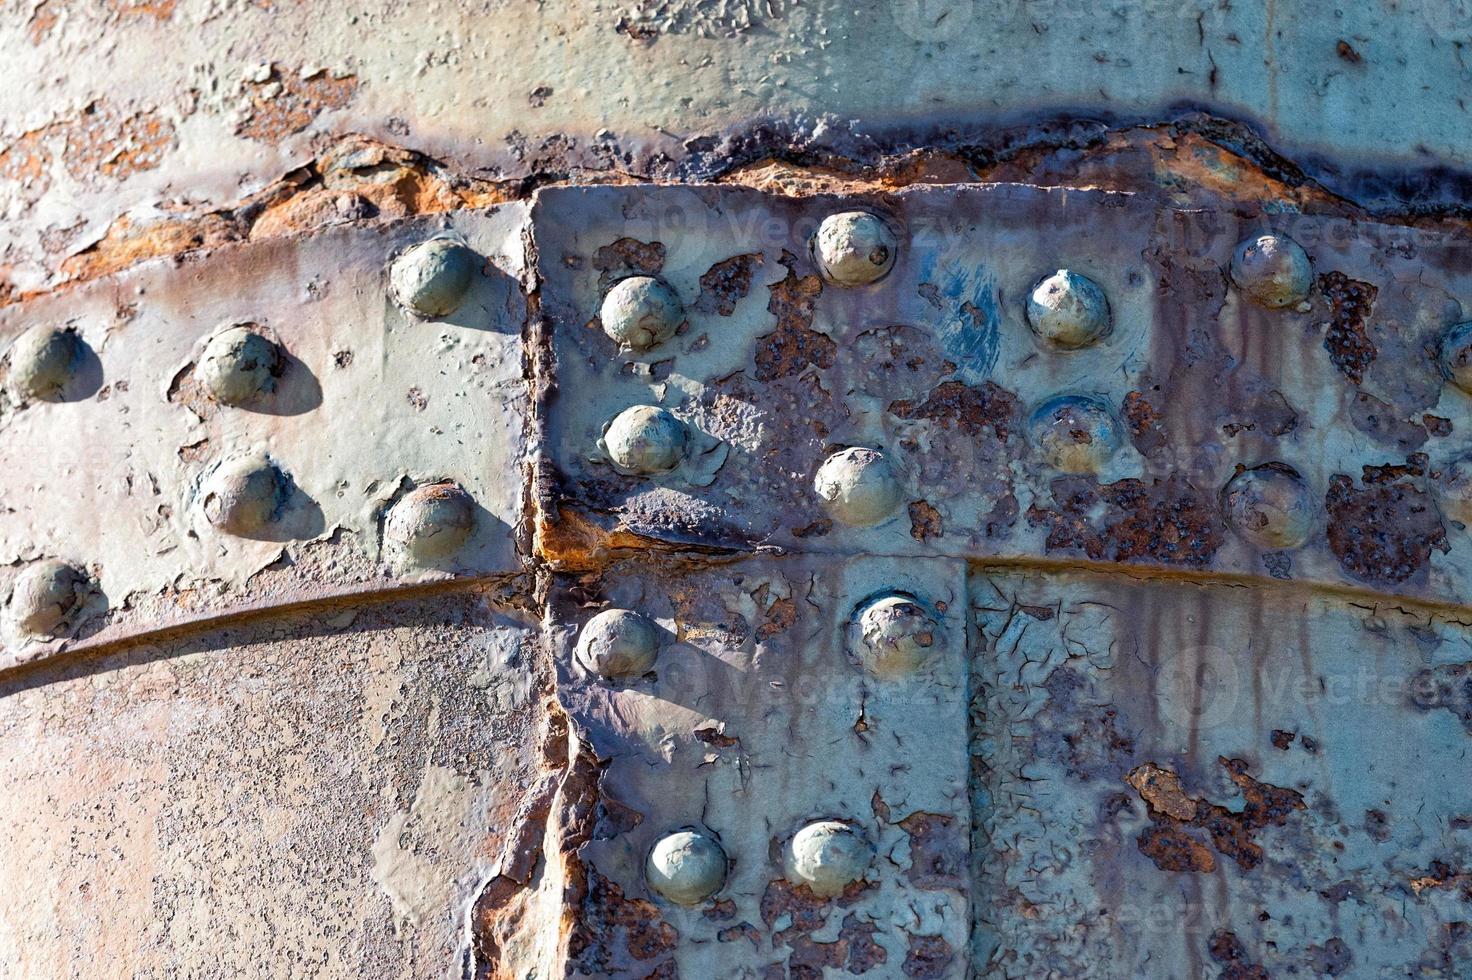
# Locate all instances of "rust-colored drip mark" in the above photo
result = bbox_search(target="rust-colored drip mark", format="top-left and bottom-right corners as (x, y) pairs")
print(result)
(235, 67), (359, 141)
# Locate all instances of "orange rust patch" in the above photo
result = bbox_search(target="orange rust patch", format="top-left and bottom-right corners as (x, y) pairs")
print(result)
(0, 130), (51, 191)
(43, 137), (511, 297)
(59, 213), (239, 284)
(63, 103), (175, 181)
(0, 101), (175, 199)
(26, 0), (177, 45)
(534, 502), (673, 572)
(1127, 758), (1306, 874)
(236, 67), (359, 142)
(1126, 763), (1198, 821)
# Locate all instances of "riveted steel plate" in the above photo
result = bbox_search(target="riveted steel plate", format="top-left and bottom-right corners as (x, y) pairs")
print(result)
(535, 183), (1472, 608)
(549, 555), (970, 978)
(0, 207), (531, 670)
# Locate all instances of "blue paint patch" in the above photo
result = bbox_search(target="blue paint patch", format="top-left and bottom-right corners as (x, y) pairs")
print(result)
(922, 258), (1001, 383)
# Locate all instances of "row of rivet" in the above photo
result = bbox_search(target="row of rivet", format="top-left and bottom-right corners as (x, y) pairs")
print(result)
(2, 237), (489, 642)
(592, 212), (1322, 359)
(646, 819), (872, 906)
(575, 591), (943, 684)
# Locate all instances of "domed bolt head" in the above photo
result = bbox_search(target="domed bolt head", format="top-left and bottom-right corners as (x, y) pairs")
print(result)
(576, 608), (659, 680)
(1030, 395), (1121, 474)
(600, 276), (685, 352)
(200, 455), (287, 536)
(646, 830), (727, 906)
(1026, 270), (1112, 350)
(384, 482), (477, 566)
(1439, 321), (1472, 395)
(389, 239), (478, 317)
(197, 325), (282, 407)
(1231, 233), (1313, 309)
(852, 593), (943, 677)
(812, 211), (897, 287)
(813, 447), (902, 527)
(7, 325), (82, 402)
(1221, 463), (1314, 550)
(7, 559), (89, 637)
(786, 821), (873, 897)
(602, 405), (689, 475)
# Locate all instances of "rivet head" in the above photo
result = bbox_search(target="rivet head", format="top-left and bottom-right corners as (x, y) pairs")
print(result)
(646, 830), (727, 906)
(852, 593), (942, 677)
(576, 608), (659, 679)
(198, 325), (282, 407)
(1231, 233), (1312, 309)
(389, 239), (477, 317)
(600, 276), (685, 352)
(7, 325), (82, 402)
(603, 405), (689, 475)
(813, 211), (897, 287)
(1221, 463), (1313, 550)
(786, 821), (873, 897)
(1438, 321), (1472, 394)
(1026, 270), (1111, 350)
(813, 447), (901, 527)
(200, 455), (287, 536)
(6, 559), (89, 637)
(384, 482), (476, 566)
(1030, 395), (1121, 474)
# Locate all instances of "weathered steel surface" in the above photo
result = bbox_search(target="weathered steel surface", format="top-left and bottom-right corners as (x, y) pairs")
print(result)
(973, 568), (1472, 976)
(5, 176), (1472, 976)
(7, 1), (1472, 301)
(545, 556), (970, 978)
(537, 183), (1472, 606)
(0, 208), (532, 669)
(6, 3), (1472, 976)
(0, 588), (545, 978)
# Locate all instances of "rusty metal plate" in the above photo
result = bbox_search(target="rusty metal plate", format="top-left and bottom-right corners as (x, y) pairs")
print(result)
(535, 183), (1472, 609)
(546, 555), (970, 978)
(0, 207), (532, 670)
(971, 567), (1472, 977)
